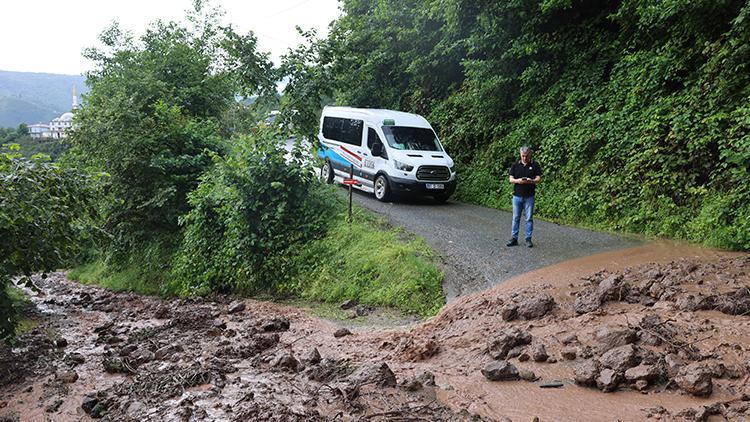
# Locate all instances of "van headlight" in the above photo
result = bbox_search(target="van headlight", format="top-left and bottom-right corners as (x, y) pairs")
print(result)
(394, 160), (414, 172)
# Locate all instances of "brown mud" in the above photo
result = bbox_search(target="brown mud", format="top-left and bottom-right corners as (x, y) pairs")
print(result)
(1, 242), (749, 421)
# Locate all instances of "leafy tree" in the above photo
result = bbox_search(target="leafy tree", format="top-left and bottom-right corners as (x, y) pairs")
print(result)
(0, 145), (98, 341)
(68, 1), (275, 267)
(171, 128), (334, 295)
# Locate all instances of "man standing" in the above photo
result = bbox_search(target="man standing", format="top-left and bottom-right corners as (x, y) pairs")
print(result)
(506, 146), (542, 248)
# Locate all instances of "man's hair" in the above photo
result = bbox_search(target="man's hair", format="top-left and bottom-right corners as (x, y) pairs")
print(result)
(520, 145), (532, 154)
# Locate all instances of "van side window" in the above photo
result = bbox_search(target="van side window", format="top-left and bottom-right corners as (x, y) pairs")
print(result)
(322, 117), (364, 146)
(367, 128), (381, 149)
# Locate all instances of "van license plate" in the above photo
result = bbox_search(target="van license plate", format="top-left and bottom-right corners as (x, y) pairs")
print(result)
(426, 183), (444, 189)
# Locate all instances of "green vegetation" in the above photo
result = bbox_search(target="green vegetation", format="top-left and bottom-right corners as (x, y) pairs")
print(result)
(62, 2), (443, 318)
(0, 144), (98, 341)
(283, 212), (444, 317)
(282, 0), (750, 251)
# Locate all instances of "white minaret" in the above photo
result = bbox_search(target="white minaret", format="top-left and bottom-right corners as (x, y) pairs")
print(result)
(72, 85), (79, 110)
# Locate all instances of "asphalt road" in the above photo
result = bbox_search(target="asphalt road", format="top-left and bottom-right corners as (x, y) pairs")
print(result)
(347, 189), (642, 302)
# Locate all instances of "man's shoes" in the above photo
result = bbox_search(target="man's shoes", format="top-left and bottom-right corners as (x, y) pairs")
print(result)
(526, 238), (534, 248)
(506, 238), (518, 247)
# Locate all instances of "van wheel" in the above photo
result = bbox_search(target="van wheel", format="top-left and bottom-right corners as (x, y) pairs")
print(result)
(321, 160), (334, 184)
(434, 194), (450, 204)
(374, 175), (391, 202)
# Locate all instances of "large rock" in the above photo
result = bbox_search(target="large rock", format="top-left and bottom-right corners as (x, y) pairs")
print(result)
(271, 353), (299, 372)
(574, 360), (600, 386)
(348, 362), (397, 387)
(596, 368), (622, 392)
(624, 364), (660, 383)
(598, 274), (628, 301)
(675, 363), (713, 397)
(301, 347), (322, 365)
(481, 361), (520, 381)
(598, 344), (638, 373)
(57, 370), (79, 383)
(261, 317), (290, 332)
(530, 343), (548, 362)
(574, 292), (602, 314)
(517, 294), (556, 319)
(227, 300), (246, 314)
(487, 328), (532, 359)
(594, 326), (638, 350)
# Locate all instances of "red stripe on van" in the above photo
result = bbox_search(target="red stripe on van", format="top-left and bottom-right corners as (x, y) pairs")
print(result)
(340, 145), (362, 161)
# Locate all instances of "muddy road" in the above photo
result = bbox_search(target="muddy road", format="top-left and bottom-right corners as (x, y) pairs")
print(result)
(348, 189), (641, 302)
(2, 243), (749, 421)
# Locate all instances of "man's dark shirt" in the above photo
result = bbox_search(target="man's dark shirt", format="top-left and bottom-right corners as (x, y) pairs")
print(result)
(509, 160), (542, 197)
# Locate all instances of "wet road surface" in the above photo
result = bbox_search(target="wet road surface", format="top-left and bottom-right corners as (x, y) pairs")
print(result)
(347, 189), (642, 302)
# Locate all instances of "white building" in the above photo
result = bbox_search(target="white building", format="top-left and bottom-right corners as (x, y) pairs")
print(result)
(28, 87), (79, 139)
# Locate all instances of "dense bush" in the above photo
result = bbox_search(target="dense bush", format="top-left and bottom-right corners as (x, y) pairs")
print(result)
(68, 3), (274, 271)
(170, 129), (334, 295)
(0, 145), (97, 340)
(282, 0), (750, 251)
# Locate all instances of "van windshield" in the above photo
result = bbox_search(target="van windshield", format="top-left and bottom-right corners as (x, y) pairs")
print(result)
(381, 126), (442, 151)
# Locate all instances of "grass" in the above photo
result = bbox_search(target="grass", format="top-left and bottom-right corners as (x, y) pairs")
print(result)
(69, 205), (445, 318)
(282, 208), (445, 317)
(68, 260), (171, 297)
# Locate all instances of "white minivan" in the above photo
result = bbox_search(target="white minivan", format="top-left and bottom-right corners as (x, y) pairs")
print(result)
(317, 107), (456, 202)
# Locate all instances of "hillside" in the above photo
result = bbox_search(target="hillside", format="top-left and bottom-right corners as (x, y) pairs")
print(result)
(0, 70), (87, 127)
(283, 0), (750, 252)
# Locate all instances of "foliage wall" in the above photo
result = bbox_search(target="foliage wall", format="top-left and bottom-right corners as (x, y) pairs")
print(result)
(0, 145), (97, 340)
(283, 0), (750, 250)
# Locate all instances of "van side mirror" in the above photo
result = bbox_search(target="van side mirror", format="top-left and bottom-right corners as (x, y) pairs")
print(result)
(371, 142), (383, 157)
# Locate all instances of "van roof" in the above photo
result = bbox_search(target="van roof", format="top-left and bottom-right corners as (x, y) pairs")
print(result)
(322, 106), (432, 129)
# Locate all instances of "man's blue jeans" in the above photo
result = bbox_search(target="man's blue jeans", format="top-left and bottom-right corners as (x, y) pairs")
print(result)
(511, 195), (535, 240)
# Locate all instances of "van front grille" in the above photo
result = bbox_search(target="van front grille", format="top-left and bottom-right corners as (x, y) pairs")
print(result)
(416, 165), (450, 181)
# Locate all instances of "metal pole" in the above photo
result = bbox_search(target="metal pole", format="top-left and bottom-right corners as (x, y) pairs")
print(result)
(348, 164), (354, 224)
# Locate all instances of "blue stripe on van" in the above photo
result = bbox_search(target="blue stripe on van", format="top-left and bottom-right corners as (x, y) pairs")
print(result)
(318, 144), (354, 167)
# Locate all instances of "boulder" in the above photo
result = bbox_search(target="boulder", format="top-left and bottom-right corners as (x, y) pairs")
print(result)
(227, 301), (246, 314)
(301, 347), (322, 365)
(271, 353), (299, 372)
(334, 328), (352, 338)
(598, 344), (638, 372)
(57, 370), (79, 383)
(561, 347), (577, 360)
(598, 274), (628, 301)
(574, 292), (602, 314)
(594, 326), (637, 350)
(65, 353), (86, 366)
(481, 361), (520, 381)
(261, 317), (290, 332)
(664, 353), (683, 378)
(531, 343), (548, 362)
(675, 363), (713, 397)
(596, 368), (622, 392)
(519, 370), (537, 381)
(487, 328), (532, 359)
(517, 294), (556, 319)
(501, 305), (518, 322)
(348, 362), (397, 387)
(624, 364), (660, 383)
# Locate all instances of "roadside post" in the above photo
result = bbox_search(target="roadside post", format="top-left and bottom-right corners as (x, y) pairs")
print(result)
(342, 164), (359, 224)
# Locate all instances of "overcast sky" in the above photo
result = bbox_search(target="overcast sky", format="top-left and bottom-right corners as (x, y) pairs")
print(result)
(0, 0), (341, 75)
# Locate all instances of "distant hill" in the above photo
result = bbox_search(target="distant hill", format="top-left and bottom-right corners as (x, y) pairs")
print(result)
(0, 70), (88, 127)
